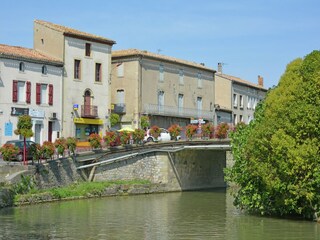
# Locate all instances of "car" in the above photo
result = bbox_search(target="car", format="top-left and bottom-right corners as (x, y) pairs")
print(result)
(144, 128), (181, 142)
(4, 140), (36, 161)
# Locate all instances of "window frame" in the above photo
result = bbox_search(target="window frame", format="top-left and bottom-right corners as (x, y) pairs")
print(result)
(95, 63), (102, 82)
(85, 43), (91, 57)
(74, 59), (81, 80)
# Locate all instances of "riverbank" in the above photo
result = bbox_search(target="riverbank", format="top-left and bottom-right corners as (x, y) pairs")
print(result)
(0, 180), (174, 208)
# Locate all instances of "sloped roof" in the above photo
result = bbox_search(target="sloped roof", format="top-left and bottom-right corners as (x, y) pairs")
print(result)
(112, 49), (215, 72)
(34, 20), (116, 45)
(0, 44), (63, 66)
(216, 73), (267, 91)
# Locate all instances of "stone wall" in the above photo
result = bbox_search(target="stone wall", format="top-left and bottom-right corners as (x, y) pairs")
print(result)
(94, 149), (226, 191)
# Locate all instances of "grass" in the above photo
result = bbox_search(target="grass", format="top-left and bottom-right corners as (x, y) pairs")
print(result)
(14, 179), (151, 204)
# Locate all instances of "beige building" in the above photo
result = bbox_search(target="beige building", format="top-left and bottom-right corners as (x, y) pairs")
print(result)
(0, 44), (63, 145)
(215, 63), (267, 125)
(111, 49), (216, 129)
(34, 20), (116, 140)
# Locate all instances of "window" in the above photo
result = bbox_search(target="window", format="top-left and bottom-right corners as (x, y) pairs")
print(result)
(159, 64), (164, 82)
(158, 90), (164, 111)
(12, 80), (29, 103)
(234, 114), (238, 125)
(240, 95), (244, 108)
(197, 73), (202, 88)
(42, 65), (47, 75)
(197, 97), (202, 116)
(240, 115), (243, 123)
(36, 83), (53, 105)
(74, 60), (81, 79)
(178, 94), (184, 113)
(116, 89), (125, 104)
(179, 69), (184, 85)
(95, 63), (102, 82)
(19, 62), (25, 72)
(247, 96), (251, 109)
(117, 63), (124, 77)
(233, 94), (237, 107)
(85, 43), (91, 57)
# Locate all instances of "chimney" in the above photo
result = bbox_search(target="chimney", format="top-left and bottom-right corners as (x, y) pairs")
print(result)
(258, 75), (264, 87)
(217, 62), (222, 74)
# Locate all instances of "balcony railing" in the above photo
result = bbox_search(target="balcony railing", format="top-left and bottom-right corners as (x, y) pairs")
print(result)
(112, 103), (126, 114)
(143, 104), (214, 120)
(81, 105), (98, 118)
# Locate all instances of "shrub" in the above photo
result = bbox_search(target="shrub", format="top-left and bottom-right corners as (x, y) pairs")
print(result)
(110, 113), (120, 127)
(215, 122), (230, 139)
(42, 141), (55, 160)
(104, 131), (117, 146)
(119, 131), (131, 145)
(132, 129), (145, 144)
(54, 138), (67, 157)
(149, 125), (161, 140)
(66, 137), (77, 155)
(88, 133), (102, 149)
(201, 123), (214, 139)
(0, 143), (19, 162)
(140, 115), (150, 130)
(29, 143), (42, 163)
(185, 124), (198, 140)
(168, 124), (182, 140)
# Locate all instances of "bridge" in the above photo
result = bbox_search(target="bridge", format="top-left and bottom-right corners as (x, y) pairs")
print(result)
(76, 140), (232, 191)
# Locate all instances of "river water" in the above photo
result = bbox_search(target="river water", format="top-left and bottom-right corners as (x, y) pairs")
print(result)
(0, 189), (319, 240)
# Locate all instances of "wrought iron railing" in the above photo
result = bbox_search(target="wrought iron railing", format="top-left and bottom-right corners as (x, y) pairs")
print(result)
(81, 105), (98, 118)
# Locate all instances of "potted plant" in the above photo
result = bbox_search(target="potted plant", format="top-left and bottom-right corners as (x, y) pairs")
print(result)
(0, 143), (19, 164)
(201, 123), (214, 139)
(185, 124), (198, 140)
(132, 128), (145, 144)
(66, 137), (77, 155)
(168, 124), (182, 141)
(104, 131), (117, 147)
(88, 133), (102, 149)
(54, 137), (67, 157)
(149, 125), (161, 141)
(41, 141), (55, 160)
(215, 122), (230, 139)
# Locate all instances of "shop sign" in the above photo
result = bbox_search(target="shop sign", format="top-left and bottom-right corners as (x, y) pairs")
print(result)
(11, 107), (29, 116)
(29, 108), (45, 118)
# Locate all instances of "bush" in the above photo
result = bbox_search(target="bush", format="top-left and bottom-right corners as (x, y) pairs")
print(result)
(42, 141), (55, 159)
(132, 129), (145, 144)
(185, 124), (198, 140)
(29, 143), (42, 162)
(140, 115), (150, 130)
(119, 131), (131, 145)
(66, 137), (77, 155)
(104, 131), (117, 146)
(0, 143), (19, 162)
(110, 113), (120, 127)
(201, 123), (214, 139)
(149, 125), (161, 140)
(168, 124), (182, 140)
(215, 122), (229, 139)
(54, 137), (67, 157)
(88, 133), (102, 149)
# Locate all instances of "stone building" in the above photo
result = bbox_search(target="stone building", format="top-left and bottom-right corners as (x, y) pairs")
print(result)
(111, 49), (216, 129)
(33, 20), (116, 141)
(0, 44), (63, 145)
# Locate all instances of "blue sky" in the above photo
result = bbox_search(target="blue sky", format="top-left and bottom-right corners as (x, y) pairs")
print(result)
(1, 0), (319, 88)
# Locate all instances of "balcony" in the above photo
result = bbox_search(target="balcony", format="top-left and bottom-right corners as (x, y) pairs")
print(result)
(81, 105), (98, 118)
(112, 103), (126, 114)
(143, 104), (213, 120)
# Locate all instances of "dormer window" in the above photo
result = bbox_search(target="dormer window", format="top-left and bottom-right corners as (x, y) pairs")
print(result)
(85, 43), (91, 57)
(42, 65), (47, 75)
(19, 62), (25, 72)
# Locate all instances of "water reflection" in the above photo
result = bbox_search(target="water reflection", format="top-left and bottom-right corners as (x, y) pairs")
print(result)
(0, 189), (319, 239)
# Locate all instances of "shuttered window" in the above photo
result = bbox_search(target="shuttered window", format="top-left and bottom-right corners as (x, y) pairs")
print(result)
(12, 80), (18, 102)
(49, 84), (53, 105)
(26, 81), (31, 104)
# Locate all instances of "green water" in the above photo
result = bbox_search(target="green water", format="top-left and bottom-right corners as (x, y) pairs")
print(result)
(0, 189), (319, 239)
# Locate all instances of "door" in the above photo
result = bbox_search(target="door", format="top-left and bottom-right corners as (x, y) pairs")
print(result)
(48, 121), (53, 142)
(35, 124), (41, 144)
(84, 90), (91, 116)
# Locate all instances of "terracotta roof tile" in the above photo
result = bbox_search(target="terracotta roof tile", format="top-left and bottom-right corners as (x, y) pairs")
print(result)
(216, 73), (267, 91)
(35, 20), (116, 45)
(112, 49), (215, 72)
(0, 44), (63, 66)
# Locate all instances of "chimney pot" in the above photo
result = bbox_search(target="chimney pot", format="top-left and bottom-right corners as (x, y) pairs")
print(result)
(258, 75), (264, 87)
(218, 63), (222, 74)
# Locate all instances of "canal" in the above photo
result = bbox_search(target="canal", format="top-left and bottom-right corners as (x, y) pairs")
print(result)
(0, 189), (319, 239)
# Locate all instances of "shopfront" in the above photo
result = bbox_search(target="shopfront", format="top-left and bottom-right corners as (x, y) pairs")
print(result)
(73, 118), (104, 141)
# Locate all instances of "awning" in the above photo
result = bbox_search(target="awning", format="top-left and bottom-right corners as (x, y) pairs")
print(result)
(73, 118), (104, 125)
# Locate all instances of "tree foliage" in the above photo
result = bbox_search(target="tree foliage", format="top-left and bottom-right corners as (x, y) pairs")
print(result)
(225, 50), (320, 220)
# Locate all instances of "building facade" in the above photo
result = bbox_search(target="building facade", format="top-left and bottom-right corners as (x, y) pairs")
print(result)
(34, 20), (116, 141)
(0, 44), (63, 145)
(215, 63), (267, 125)
(111, 49), (216, 129)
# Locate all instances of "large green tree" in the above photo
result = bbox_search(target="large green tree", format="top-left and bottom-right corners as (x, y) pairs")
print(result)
(225, 50), (320, 220)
